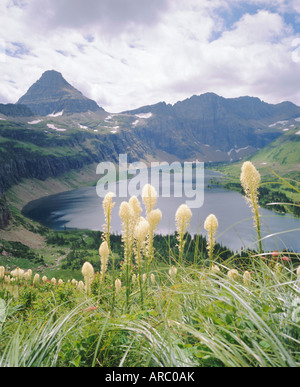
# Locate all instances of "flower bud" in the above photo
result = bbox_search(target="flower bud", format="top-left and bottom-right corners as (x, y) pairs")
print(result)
(142, 184), (157, 214)
(115, 279), (122, 292)
(243, 271), (252, 286)
(169, 266), (178, 277)
(228, 269), (239, 281)
(33, 274), (40, 285)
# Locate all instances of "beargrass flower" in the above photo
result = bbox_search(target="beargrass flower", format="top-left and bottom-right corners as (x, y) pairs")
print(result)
(24, 270), (32, 281)
(135, 217), (150, 245)
(147, 209), (162, 230)
(228, 269), (239, 281)
(77, 281), (84, 292)
(142, 273), (147, 284)
(102, 192), (115, 251)
(119, 201), (133, 222)
(0, 266), (4, 280)
(120, 200), (137, 310)
(176, 204), (192, 235)
(103, 192), (116, 222)
(33, 274), (40, 286)
(134, 218), (150, 277)
(99, 241), (110, 283)
(211, 264), (220, 273)
(142, 184), (157, 215)
(151, 273), (156, 285)
(243, 271), (252, 286)
(145, 207), (162, 277)
(175, 204), (192, 263)
(134, 217), (150, 308)
(240, 161), (262, 253)
(11, 268), (24, 280)
(82, 262), (95, 295)
(115, 279), (122, 292)
(169, 266), (178, 277)
(129, 195), (142, 220)
(204, 214), (219, 261)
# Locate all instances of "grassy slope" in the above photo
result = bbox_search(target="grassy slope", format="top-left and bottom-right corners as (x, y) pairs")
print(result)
(1, 249), (299, 367)
(212, 128), (300, 214)
(251, 128), (300, 173)
(0, 163), (101, 278)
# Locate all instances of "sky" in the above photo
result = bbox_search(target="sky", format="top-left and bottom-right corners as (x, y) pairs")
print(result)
(0, 0), (300, 113)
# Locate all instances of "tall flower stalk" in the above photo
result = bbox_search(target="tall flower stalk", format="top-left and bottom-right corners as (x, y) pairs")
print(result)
(142, 184), (160, 276)
(102, 192), (115, 253)
(81, 262), (94, 295)
(99, 241), (109, 284)
(204, 214), (219, 262)
(175, 204), (192, 264)
(134, 217), (150, 308)
(0, 266), (4, 280)
(142, 184), (157, 215)
(240, 161), (262, 254)
(146, 208), (162, 275)
(119, 201), (135, 310)
(102, 192), (116, 309)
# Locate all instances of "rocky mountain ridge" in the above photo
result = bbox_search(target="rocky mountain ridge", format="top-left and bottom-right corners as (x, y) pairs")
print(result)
(125, 93), (300, 160)
(0, 70), (300, 231)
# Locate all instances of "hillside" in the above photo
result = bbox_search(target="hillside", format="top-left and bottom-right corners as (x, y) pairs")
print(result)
(250, 127), (300, 173)
(125, 93), (300, 161)
(215, 127), (300, 176)
(212, 128), (300, 217)
(0, 117), (150, 195)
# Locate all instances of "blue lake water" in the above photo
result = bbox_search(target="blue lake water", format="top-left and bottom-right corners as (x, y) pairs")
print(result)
(22, 169), (300, 253)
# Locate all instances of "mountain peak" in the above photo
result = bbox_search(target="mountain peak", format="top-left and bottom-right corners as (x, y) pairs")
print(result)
(38, 70), (67, 83)
(17, 70), (103, 116)
(43, 69), (63, 76)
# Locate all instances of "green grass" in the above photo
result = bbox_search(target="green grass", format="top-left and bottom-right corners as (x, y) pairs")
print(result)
(211, 132), (300, 217)
(0, 166), (299, 368)
(251, 128), (300, 170)
(0, 256), (299, 367)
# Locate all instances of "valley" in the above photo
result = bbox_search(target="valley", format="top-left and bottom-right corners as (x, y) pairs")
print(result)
(0, 69), (300, 278)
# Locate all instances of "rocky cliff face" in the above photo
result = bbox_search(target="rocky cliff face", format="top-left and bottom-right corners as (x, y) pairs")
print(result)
(0, 196), (11, 229)
(0, 125), (151, 196)
(0, 103), (33, 117)
(126, 93), (300, 159)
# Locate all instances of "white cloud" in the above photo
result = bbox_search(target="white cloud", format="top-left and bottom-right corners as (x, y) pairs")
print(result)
(0, 0), (299, 112)
(22, 0), (171, 35)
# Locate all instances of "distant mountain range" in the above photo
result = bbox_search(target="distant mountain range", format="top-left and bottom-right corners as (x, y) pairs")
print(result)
(125, 93), (300, 160)
(11, 70), (300, 160)
(0, 69), (300, 200)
